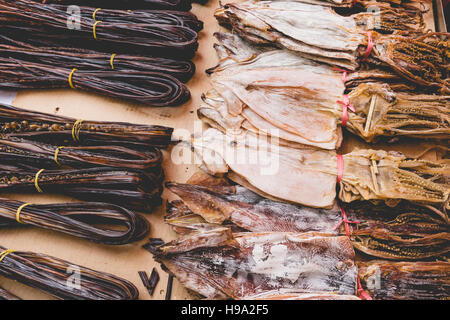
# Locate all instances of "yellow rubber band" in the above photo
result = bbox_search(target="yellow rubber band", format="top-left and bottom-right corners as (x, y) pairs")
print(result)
(35, 169), (45, 193)
(0, 250), (15, 263)
(72, 120), (84, 143)
(92, 8), (102, 20)
(16, 203), (32, 224)
(93, 20), (102, 40)
(54, 146), (66, 166)
(68, 68), (77, 89)
(110, 53), (117, 70)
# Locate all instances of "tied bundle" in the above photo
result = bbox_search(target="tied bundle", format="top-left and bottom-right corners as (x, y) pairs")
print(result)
(0, 247), (139, 300)
(0, 0), (199, 59)
(38, 0), (193, 11)
(0, 104), (174, 149)
(0, 35), (196, 83)
(48, 6), (203, 32)
(0, 200), (150, 245)
(0, 137), (163, 171)
(0, 166), (164, 212)
(0, 57), (190, 106)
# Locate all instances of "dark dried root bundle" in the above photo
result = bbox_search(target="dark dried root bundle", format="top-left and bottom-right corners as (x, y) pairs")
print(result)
(0, 35), (196, 83)
(0, 57), (190, 106)
(38, 0), (193, 11)
(0, 137), (163, 171)
(46, 5), (203, 32)
(0, 166), (164, 212)
(0, 0), (199, 59)
(0, 246), (139, 300)
(0, 104), (174, 150)
(0, 200), (149, 245)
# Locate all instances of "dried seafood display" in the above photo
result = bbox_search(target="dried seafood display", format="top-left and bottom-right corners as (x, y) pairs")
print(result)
(358, 260), (450, 300)
(165, 174), (449, 260)
(0, 200), (150, 245)
(0, 104), (174, 149)
(202, 32), (449, 148)
(191, 128), (449, 208)
(146, 231), (358, 299)
(215, 1), (448, 94)
(0, 246), (139, 300)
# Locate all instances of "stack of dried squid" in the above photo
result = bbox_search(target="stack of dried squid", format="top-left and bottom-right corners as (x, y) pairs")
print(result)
(0, 0), (203, 106)
(146, 173), (449, 300)
(152, 0), (449, 300)
(0, 103), (173, 245)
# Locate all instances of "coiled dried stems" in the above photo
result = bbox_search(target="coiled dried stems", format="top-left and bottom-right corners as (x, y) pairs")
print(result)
(46, 5), (203, 32)
(0, 200), (149, 245)
(39, 0), (193, 11)
(0, 166), (164, 212)
(0, 0), (199, 59)
(0, 57), (190, 106)
(0, 137), (163, 171)
(0, 246), (139, 300)
(0, 104), (174, 150)
(0, 35), (196, 83)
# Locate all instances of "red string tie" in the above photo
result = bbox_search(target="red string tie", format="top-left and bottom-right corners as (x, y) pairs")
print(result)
(357, 276), (373, 300)
(337, 95), (355, 127)
(362, 31), (374, 62)
(333, 207), (360, 237)
(333, 67), (350, 83)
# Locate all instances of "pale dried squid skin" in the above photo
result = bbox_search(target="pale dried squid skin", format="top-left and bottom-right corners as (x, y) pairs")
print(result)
(217, 1), (364, 70)
(191, 128), (339, 208)
(152, 231), (358, 299)
(206, 33), (345, 150)
(347, 83), (450, 142)
(358, 260), (450, 300)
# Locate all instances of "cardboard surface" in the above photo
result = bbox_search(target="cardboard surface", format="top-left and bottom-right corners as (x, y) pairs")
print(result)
(0, 0), (439, 300)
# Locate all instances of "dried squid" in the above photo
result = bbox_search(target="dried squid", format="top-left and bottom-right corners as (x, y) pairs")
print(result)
(165, 174), (449, 260)
(189, 128), (449, 208)
(147, 230), (358, 299)
(217, 1), (448, 93)
(202, 32), (449, 149)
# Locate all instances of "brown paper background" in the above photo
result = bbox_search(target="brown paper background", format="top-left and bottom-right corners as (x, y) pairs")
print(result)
(0, 0), (438, 300)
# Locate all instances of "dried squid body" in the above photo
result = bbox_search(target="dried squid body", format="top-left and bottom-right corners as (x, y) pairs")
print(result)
(204, 32), (345, 150)
(166, 177), (450, 260)
(190, 128), (449, 208)
(216, 1), (364, 70)
(191, 128), (339, 208)
(358, 260), (450, 300)
(150, 230), (358, 299)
